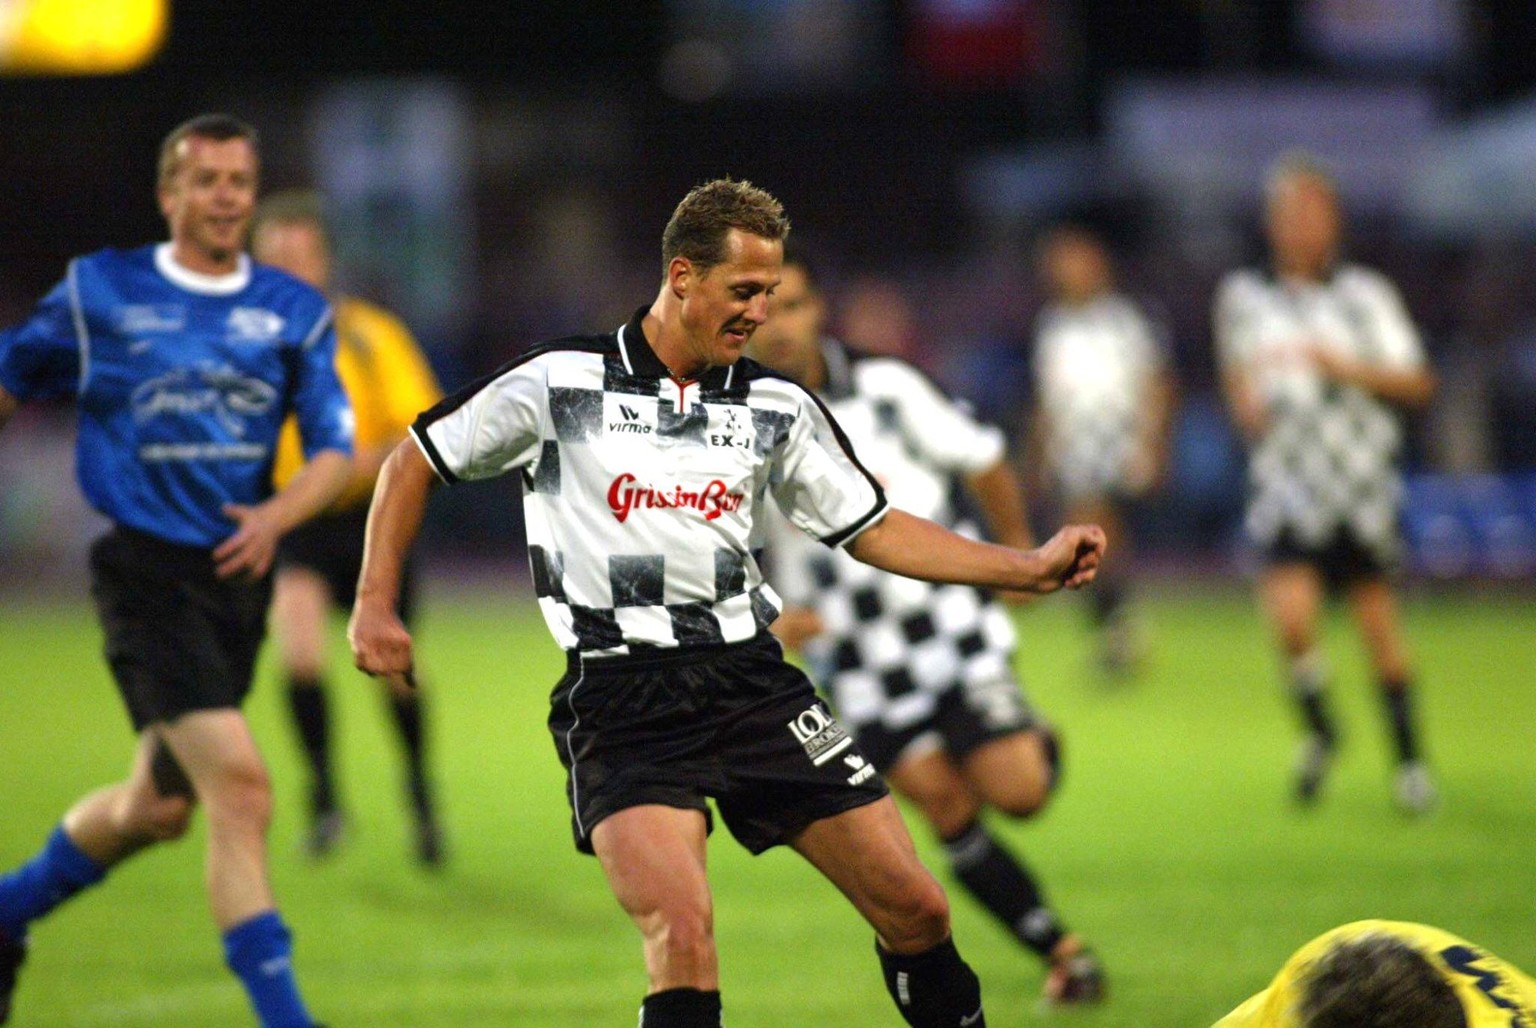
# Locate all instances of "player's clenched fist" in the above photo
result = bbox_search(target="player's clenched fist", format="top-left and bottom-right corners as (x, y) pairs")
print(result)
(348, 602), (416, 693)
(1030, 524), (1107, 594)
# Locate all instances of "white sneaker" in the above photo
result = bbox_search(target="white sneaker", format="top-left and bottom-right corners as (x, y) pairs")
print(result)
(1293, 734), (1334, 804)
(1395, 762), (1437, 816)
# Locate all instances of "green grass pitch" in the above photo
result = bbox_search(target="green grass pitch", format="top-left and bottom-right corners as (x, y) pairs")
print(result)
(1, 583), (1532, 1026)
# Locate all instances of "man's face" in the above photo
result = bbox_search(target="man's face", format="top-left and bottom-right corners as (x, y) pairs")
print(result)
(676, 228), (782, 371)
(749, 262), (824, 383)
(157, 135), (258, 271)
(251, 219), (331, 291)
(1266, 173), (1341, 278)
(1043, 232), (1110, 305)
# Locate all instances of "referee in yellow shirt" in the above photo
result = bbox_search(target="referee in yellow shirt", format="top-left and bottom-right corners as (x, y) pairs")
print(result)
(252, 190), (445, 865)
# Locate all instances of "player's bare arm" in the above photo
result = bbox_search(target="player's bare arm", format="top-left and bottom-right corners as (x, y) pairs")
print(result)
(349, 439), (437, 690)
(1308, 346), (1437, 409)
(213, 448), (351, 580)
(768, 606), (826, 651)
(963, 458), (1037, 605)
(1221, 368), (1268, 444)
(848, 508), (1105, 595)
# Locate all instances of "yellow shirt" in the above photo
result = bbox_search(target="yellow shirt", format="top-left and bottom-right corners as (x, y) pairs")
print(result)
(1217, 920), (1536, 1028)
(272, 296), (441, 512)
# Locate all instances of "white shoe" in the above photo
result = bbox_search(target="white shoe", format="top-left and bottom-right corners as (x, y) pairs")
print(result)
(1395, 762), (1437, 816)
(1293, 734), (1334, 804)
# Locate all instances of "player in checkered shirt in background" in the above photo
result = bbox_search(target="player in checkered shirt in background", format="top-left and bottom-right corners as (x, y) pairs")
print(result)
(1214, 153), (1438, 814)
(752, 250), (1105, 1006)
(1028, 225), (1175, 676)
(350, 179), (1106, 1028)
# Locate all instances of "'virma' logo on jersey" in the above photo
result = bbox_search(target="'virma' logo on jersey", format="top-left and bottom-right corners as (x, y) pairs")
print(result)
(608, 403), (653, 435)
(225, 307), (285, 344)
(788, 703), (853, 766)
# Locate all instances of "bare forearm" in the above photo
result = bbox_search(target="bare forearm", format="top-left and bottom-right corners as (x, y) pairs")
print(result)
(0, 386), (17, 432)
(1336, 363), (1437, 409)
(965, 459), (1033, 548)
(356, 439), (436, 609)
(264, 449), (350, 534)
(848, 509), (1050, 591)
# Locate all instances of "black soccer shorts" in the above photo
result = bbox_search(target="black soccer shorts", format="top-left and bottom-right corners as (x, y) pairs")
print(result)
(89, 525), (271, 732)
(548, 634), (889, 855)
(276, 506), (419, 623)
(1265, 524), (1395, 593)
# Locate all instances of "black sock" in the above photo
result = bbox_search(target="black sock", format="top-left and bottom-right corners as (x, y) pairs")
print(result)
(1289, 652), (1337, 744)
(388, 691), (431, 811)
(876, 936), (985, 1028)
(638, 988), (722, 1027)
(1382, 679), (1420, 764)
(287, 676), (334, 813)
(942, 821), (1064, 960)
(1088, 578), (1125, 627)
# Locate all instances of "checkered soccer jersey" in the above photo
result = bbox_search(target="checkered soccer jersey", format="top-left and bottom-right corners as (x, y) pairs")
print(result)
(411, 308), (888, 659)
(1214, 264), (1426, 560)
(1033, 294), (1167, 502)
(762, 339), (1032, 739)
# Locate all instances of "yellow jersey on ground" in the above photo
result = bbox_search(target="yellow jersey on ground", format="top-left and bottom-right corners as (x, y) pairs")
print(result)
(272, 296), (441, 512)
(1217, 920), (1536, 1027)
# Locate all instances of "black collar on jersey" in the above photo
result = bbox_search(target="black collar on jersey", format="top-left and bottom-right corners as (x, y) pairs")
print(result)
(616, 305), (739, 391)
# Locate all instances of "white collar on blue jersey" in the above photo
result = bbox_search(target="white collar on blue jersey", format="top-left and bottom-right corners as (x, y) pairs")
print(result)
(154, 242), (252, 295)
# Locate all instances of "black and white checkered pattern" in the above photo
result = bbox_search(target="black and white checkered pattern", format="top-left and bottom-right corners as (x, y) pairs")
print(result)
(1214, 265), (1426, 559)
(763, 340), (1029, 736)
(1033, 294), (1167, 502)
(412, 308), (887, 658)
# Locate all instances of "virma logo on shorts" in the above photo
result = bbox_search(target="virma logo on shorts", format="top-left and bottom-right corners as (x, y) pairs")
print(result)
(788, 704), (853, 766)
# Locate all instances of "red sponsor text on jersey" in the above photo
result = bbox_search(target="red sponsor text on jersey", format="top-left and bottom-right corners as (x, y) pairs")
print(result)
(607, 472), (745, 523)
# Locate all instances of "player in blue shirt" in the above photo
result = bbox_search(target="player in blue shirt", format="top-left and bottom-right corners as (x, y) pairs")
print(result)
(0, 114), (352, 1028)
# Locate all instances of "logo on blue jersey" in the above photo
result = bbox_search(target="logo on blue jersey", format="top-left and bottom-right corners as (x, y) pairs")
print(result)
(225, 307), (286, 344)
(131, 364), (278, 437)
(115, 304), (186, 334)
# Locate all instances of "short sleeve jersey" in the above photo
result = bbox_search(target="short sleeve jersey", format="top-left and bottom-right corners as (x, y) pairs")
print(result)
(412, 308), (889, 658)
(761, 340), (1020, 734)
(1214, 264), (1425, 554)
(272, 294), (441, 512)
(1033, 293), (1166, 500)
(0, 243), (354, 548)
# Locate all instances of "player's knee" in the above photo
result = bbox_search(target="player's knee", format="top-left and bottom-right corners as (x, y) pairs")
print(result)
(119, 791), (194, 842)
(654, 906), (716, 969)
(204, 761), (273, 829)
(881, 876), (952, 952)
(983, 729), (1061, 820)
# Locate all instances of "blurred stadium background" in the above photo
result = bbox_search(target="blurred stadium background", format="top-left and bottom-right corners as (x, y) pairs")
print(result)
(1, 2), (1533, 1025)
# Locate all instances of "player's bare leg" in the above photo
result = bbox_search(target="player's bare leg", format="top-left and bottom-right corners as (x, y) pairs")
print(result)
(592, 805), (720, 1026)
(1348, 578), (1434, 813)
(791, 796), (985, 1027)
(1261, 564), (1337, 802)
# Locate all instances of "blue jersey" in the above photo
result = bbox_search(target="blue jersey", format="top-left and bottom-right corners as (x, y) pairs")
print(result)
(0, 244), (354, 548)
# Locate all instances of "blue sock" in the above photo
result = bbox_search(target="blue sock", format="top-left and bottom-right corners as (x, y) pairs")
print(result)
(0, 825), (106, 941)
(222, 911), (314, 1028)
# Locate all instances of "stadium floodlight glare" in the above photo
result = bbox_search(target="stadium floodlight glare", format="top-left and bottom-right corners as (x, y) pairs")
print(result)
(0, 0), (166, 75)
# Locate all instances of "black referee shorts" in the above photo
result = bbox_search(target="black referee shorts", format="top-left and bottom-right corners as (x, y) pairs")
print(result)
(1265, 525), (1395, 594)
(548, 634), (889, 856)
(276, 506), (419, 623)
(89, 525), (271, 732)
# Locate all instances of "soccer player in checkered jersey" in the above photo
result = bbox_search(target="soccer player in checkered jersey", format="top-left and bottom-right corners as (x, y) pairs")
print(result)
(1214, 153), (1438, 814)
(349, 179), (1106, 1028)
(751, 251), (1105, 1005)
(1029, 225), (1174, 675)
(0, 115), (349, 1027)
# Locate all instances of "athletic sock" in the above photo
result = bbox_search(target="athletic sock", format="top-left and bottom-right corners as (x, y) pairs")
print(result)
(287, 677), (334, 814)
(942, 821), (1064, 959)
(0, 825), (106, 941)
(1381, 678), (1421, 764)
(1288, 650), (1337, 744)
(222, 910), (313, 1028)
(388, 692), (430, 809)
(638, 987), (722, 1027)
(876, 936), (986, 1028)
